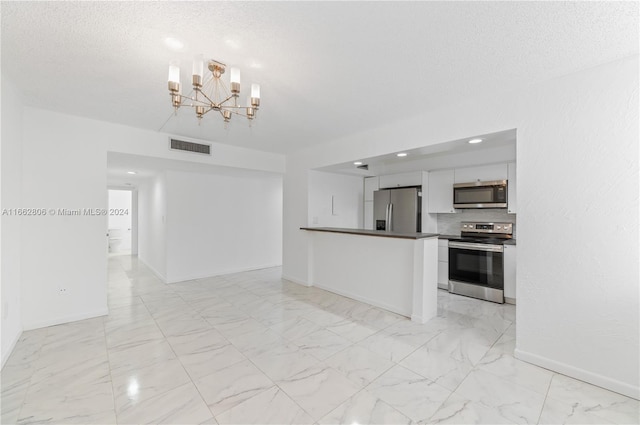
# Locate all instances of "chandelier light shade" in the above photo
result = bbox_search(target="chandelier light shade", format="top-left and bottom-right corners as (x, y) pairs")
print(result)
(167, 57), (261, 124)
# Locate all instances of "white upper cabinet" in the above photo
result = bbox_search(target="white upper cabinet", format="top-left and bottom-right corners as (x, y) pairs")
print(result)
(453, 164), (508, 183)
(507, 162), (517, 214)
(428, 169), (456, 213)
(364, 176), (379, 202)
(378, 172), (422, 189)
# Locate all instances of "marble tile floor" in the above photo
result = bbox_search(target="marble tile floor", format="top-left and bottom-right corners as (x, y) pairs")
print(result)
(2, 255), (638, 424)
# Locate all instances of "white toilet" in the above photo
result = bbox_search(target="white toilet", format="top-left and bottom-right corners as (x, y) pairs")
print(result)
(108, 228), (131, 254)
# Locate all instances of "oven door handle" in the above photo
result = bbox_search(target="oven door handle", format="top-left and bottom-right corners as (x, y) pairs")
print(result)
(449, 241), (503, 253)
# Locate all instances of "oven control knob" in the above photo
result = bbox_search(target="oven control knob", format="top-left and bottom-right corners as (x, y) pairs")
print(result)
(496, 226), (501, 230)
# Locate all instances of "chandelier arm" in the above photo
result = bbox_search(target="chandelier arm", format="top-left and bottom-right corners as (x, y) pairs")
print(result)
(175, 93), (204, 106)
(175, 85), (199, 101)
(218, 78), (232, 99)
(224, 108), (248, 117)
(219, 95), (236, 106)
(199, 107), (217, 116)
(194, 91), (218, 108)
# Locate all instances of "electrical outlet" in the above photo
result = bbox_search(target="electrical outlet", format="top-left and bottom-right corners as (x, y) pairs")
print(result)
(58, 288), (68, 295)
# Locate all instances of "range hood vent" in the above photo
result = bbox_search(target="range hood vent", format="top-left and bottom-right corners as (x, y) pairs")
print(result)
(169, 138), (211, 155)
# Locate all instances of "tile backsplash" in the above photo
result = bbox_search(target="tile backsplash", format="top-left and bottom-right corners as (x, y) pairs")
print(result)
(437, 209), (516, 238)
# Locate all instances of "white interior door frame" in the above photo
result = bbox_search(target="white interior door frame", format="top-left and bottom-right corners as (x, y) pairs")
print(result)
(107, 187), (138, 255)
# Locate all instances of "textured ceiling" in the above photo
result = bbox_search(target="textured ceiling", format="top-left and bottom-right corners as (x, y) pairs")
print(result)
(1, 1), (637, 154)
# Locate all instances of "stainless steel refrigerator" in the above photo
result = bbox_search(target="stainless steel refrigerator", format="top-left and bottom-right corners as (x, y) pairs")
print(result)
(373, 187), (422, 233)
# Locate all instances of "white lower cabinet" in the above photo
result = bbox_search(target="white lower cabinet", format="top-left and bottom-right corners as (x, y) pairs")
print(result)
(503, 244), (516, 303)
(437, 239), (449, 289)
(437, 262), (449, 290)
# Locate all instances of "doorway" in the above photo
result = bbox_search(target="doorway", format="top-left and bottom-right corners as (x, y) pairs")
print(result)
(107, 189), (137, 256)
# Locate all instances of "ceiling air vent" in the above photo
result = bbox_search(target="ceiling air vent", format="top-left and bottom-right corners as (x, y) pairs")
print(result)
(169, 138), (211, 155)
(357, 164), (369, 170)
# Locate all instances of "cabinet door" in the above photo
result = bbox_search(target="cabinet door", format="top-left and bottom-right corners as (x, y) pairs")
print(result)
(454, 164), (508, 183)
(428, 170), (455, 213)
(507, 162), (517, 214)
(379, 172), (422, 189)
(437, 239), (449, 289)
(364, 177), (379, 202)
(364, 201), (374, 230)
(437, 261), (449, 289)
(438, 243), (448, 262)
(503, 244), (516, 301)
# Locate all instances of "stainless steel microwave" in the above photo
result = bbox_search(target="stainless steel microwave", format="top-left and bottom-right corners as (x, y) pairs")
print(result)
(453, 180), (507, 209)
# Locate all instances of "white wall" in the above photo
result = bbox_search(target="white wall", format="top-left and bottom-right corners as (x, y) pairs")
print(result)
(107, 129), (285, 175)
(164, 170), (282, 283)
(515, 55), (639, 398)
(107, 190), (132, 230)
(1, 76), (24, 365)
(308, 170), (363, 228)
(137, 174), (167, 280)
(282, 161), (310, 285)
(14, 106), (285, 332)
(283, 55), (639, 398)
(20, 108), (109, 330)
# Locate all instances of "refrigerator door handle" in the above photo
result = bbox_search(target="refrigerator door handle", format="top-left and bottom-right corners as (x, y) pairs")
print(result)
(388, 203), (393, 231)
(385, 204), (390, 231)
(384, 204), (388, 229)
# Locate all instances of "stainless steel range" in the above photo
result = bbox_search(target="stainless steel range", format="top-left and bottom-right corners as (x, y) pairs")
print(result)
(448, 222), (513, 303)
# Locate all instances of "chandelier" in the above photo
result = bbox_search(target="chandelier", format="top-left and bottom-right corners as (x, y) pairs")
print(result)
(167, 56), (260, 124)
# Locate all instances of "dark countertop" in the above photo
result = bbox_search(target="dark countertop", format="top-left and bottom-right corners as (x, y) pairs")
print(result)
(301, 227), (440, 240)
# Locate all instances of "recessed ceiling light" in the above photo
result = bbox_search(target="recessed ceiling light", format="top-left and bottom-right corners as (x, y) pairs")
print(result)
(468, 138), (484, 144)
(397, 153), (408, 157)
(127, 171), (137, 175)
(353, 161), (363, 165)
(164, 37), (184, 51)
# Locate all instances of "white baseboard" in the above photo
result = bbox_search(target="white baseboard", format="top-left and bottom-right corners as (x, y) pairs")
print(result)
(165, 263), (282, 284)
(23, 308), (109, 332)
(1, 328), (23, 369)
(514, 348), (639, 400)
(281, 274), (310, 287)
(138, 257), (167, 283)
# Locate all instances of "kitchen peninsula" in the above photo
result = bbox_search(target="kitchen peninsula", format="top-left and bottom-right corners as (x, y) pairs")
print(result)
(301, 227), (439, 323)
